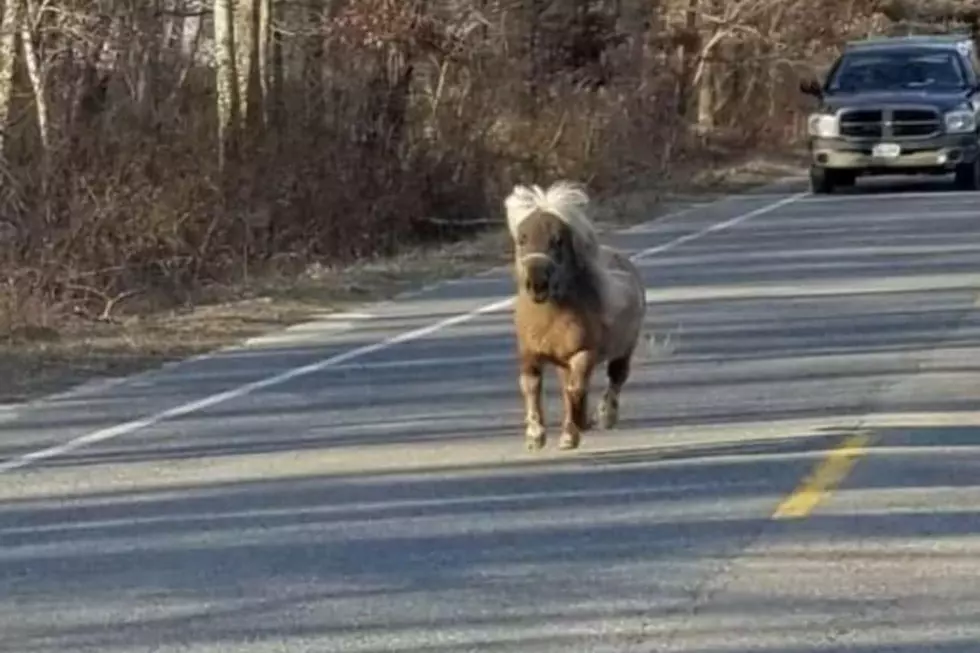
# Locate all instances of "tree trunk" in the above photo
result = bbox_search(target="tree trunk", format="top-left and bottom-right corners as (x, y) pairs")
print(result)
(20, 14), (49, 155)
(696, 56), (714, 131)
(0, 0), (20, 155)
(214, 0), (238, 169)
(257, 0), (272, 127)
(675, 0), (699, 116)
(235, 0), (264, 133)
(181, 0), (203, 61)
(269, 0), (283, 130)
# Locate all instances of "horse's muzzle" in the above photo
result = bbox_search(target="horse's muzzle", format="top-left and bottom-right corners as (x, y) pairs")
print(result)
(524, 259), (554, 302)
(526, 277), (549, 303)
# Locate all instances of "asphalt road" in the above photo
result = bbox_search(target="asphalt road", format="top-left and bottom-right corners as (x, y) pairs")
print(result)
(2, 174), (980, 652)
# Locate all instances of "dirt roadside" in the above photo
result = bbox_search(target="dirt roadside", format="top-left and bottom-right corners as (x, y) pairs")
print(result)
(0, 154), (806, 406)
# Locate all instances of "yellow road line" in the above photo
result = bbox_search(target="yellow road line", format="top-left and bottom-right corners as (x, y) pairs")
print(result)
(772, 431), (873, 520)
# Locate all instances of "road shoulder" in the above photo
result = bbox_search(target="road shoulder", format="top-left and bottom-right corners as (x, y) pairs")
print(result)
(0, 156), (805, 408)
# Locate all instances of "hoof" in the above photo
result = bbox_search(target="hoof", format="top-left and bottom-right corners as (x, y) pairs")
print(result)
(558, 430), (581, 450)
(594, 395), (619, 430)
(525, 423), (546, 451)
(525, 434), (546, 451)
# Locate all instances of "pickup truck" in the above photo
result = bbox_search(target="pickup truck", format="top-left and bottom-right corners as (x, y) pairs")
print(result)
(801, 34), (980, 193)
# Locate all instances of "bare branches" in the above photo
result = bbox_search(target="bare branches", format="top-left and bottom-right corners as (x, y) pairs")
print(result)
(878, 0), (980, 23)
(0, 0), (931, 331)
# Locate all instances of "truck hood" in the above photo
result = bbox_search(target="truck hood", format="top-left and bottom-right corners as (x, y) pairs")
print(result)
(820, 90), (970, 113)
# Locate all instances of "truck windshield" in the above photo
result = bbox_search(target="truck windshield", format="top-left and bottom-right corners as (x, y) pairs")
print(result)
(826, 48), (968, 92)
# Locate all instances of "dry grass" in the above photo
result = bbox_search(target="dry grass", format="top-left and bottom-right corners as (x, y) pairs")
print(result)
(0, 0), (896, 408)
(0, 152), (805, 405)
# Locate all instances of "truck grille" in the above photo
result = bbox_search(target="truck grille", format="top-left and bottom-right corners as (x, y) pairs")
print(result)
(839, 107), (941, 140)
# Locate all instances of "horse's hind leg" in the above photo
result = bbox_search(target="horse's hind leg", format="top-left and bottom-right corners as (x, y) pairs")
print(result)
(595, 352), (632, 430)
(520, 359), (547, 451)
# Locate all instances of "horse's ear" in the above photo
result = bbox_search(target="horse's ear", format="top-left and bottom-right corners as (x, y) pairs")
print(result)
(564, 228), (590, 277)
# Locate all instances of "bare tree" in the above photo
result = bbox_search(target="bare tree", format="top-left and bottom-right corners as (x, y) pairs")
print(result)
(19, 0), (49, 155)
(214, 0), (238, 169)
(235, 0), (258, 130)
(0, 0), (913, 330)
(0, 0), (20, 155)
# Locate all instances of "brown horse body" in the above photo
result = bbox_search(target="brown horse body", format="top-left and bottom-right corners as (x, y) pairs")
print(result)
(505, 181), (647, 451)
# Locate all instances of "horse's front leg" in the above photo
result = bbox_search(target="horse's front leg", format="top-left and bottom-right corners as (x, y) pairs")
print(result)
(519, 358), (546, 451)
(559, 349), (597, 450)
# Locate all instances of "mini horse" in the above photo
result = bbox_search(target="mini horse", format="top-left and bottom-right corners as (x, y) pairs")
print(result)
(504, 180), (647, 451)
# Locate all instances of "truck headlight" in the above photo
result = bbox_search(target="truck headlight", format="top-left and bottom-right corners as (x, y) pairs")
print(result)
(807, 113), (839, 138)
(945, 109), (976, 134)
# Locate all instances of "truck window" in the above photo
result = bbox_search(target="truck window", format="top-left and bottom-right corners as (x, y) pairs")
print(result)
(827, 49), (968, 92)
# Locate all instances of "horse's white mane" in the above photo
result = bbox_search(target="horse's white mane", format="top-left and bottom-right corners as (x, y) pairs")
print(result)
(504, 180), (600, 259)
(505, 180), (631, 323)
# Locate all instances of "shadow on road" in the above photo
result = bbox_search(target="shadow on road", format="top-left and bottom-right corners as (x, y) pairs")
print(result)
(1, 421), (979, 652)
(3, 162), (980, 652)
(817, 174), (963, 196)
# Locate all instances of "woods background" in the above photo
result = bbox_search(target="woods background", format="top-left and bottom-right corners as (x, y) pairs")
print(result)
(0, 0), (977, 332)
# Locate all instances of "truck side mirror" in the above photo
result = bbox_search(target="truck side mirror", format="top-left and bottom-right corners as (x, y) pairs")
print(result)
(799, 78), (823, 98)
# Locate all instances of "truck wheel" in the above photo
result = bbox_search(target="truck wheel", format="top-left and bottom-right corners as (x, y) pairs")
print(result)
(809, 166), (835, 194)
(954, 158), (980, 190)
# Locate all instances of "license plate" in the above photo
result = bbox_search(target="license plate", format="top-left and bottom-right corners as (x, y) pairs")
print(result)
(872, 143), (901, 159)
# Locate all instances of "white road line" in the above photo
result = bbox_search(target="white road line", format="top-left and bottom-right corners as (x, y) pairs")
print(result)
(0, 191), (808, 474)
(638, 242), (980, 266)
(336, 353), (510, 371)
(644, 271), (980, 303)
(631, 192), (807, 262)
(328, 312), (374, 320)
(620, 203), (709, 234)
(771, 210), (980, 222)
(242, 317), (365, 347)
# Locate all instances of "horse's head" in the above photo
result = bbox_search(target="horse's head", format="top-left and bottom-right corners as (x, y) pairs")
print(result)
(513, 210), (575, 302)
(504, 181), (599, 304)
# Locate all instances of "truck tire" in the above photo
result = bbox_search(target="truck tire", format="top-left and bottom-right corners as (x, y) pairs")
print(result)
(809, 166), (835, 194)
(954, 158), (980, 191)
(810, 167), (857, 194)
